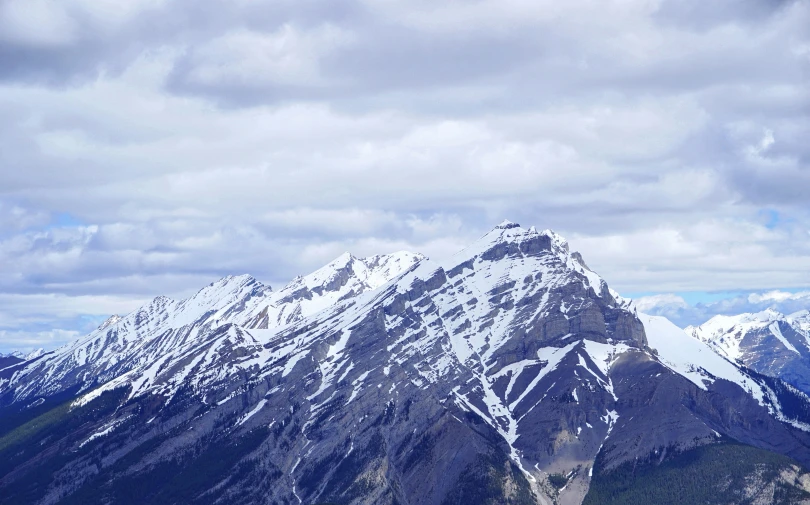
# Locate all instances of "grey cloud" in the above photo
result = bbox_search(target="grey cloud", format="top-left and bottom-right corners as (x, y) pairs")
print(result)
(0, 212), (470, 297)
(0, 0), (363, 85)
(0, 0), (809, 352)
(162, 0), (808, 114)
(653, 0), (796, 30)
(0, 329), (80, 355)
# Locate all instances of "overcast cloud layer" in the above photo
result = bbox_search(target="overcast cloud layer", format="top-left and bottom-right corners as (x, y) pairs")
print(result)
(0, 0), (809, 352)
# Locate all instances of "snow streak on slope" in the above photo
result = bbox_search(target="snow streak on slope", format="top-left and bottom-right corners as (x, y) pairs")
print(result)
(789, 310), (810, 330)
(643, 312), (810, 432)
(788, 310), (810, 350)
(641, 313), (765, 403)
(769, 322), (801, 355)
(355, 221), (642, 476)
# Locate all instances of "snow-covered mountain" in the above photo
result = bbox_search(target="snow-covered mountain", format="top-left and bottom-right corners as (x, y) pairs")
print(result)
(686, 309), (810, 394)
(1, 251), (423, 403)
(792, 310), (810, 335)
(0, 348), (45, 362)
(1, 222), (809, 505)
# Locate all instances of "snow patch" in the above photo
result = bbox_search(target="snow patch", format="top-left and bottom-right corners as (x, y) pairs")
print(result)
(236, 399), (268, 427)
(641, 313), (766, 405)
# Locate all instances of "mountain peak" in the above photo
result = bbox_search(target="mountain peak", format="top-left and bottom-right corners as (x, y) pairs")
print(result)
(301, 250), (422, 293)
(495, 219), (520, 230)
(448, 222), (572, 271)
(97, 315), (122, 331)
(696, 308), (786, 332)
(754, 307), (785, 321)
(212, 273), (262, 289)
(23, 348), (45, 360)
(332, 251), (355, 264)
(0, 348), (46, 362)
(194, 274), (268, 300)
(688, 307), (810, 365)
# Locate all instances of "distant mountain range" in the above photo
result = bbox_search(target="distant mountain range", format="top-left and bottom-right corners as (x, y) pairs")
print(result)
(1, 221), (809, 505)
(686, 309), (810, 394)
(0, 349), (44, 371)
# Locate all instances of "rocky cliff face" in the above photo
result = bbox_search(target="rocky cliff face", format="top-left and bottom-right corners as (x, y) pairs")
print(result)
(1, 222), (809, 505)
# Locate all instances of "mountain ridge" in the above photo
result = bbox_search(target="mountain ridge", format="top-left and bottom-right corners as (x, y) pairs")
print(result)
(686, 308), (810, 395)
(1, 222), (809, 505)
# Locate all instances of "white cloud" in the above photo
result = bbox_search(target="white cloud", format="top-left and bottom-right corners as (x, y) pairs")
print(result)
(634, 294), (689, 313)
(748, 290), (810, 305)
(572, 216), (810, 294)
(0, 328), (80, 354)
(0, 0), (808, 351)
(0, 293), (146, 327)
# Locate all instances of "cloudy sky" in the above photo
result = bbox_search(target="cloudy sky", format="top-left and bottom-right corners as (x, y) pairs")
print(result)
(0, 0), (808, 352)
